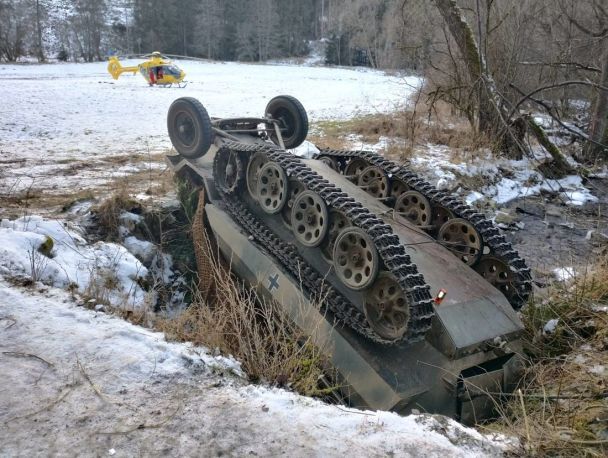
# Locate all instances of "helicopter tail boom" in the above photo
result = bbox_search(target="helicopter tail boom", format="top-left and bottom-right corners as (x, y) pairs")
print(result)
(107, 56), (138, 80)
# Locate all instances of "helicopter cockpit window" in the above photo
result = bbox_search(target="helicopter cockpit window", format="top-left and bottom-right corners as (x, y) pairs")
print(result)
(163, 65), (181, 76)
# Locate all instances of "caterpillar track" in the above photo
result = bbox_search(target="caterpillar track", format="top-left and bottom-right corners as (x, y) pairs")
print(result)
(315, 149), (533, 310)
(213, 141), (435, 344)
(165, 95), (527, 421)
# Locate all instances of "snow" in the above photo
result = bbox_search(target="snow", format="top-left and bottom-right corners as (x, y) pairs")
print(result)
(0, 60), (419, 195)
(375, 143), (599, 207)
(588, 365), (606, 376)
(553, 267), (576, 282)
(466, 191), (485, 205)
(122, 235), (156, 264)
(543, 318), (559, 334)
(0, 278), (511, 456)
(0, 215), (149, 310)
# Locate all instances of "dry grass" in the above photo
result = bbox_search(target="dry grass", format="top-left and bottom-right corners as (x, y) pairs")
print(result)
(311, 100), (494, 165)
(488, 261), (608, 456)
(91, 191), (140, 241)
(0, 151), (168, 218)
(1, 188), (96, 218)
(154, 214), (334, 397)
(158, 259), (332, 396)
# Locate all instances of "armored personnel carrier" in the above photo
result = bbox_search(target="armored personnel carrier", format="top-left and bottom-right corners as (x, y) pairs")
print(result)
(165, 95), (531, 424)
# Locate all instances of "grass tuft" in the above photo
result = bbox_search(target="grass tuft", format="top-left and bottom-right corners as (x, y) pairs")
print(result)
(488, 260), (608, 456)
(92, 191), (141, 241)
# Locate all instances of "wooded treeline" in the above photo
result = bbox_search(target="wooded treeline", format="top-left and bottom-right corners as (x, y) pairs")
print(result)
(0, 0), (324, 62)
(1, 0), (606, 161)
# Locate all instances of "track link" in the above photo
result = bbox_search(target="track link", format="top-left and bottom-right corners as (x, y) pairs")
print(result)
(213, 141), (436, 345)
(315, 148), (533, 310)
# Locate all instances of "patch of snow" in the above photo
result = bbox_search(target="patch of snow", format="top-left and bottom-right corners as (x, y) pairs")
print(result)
(150, 252), (174, 284)
(123, 236), (156, 265)
(291, 140), (320, 159)
(591, 304), (608, 313)
(588, 365), (605, 376)
(0, 215), (148, 309)
(574, 354), (587, 365)
(543, 318), (559, 334)
(466, 191), (485, 205)
(553, 267), (576, 282)
(234, 385), (514, 456)
(560, 189), (598, 206)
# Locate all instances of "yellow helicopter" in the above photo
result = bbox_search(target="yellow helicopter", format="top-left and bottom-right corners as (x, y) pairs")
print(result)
(107, 52), (186, 87)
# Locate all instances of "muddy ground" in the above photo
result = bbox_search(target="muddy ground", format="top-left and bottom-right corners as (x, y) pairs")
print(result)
(503, 175), (608, 286)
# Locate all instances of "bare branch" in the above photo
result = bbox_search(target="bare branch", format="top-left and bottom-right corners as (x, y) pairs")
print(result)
(558, 0), (608, 38)
(508, 80), (608, 120)
(518, 61), (601, 73)
(509, 83), (608, 150)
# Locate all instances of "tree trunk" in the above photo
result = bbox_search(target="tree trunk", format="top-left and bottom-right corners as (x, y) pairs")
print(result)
(525, 115), (575, 176)
(432, 0), (500, 134)
(583, 43), (608, 162)
(35, 0), (45, 62)
(433, 0), (571, 172)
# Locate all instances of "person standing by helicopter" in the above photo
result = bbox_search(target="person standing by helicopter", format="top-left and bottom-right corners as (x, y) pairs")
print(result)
(149, 68), (156, 85)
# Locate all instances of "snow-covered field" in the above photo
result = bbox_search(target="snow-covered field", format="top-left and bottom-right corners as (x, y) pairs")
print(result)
(0, 60), (418, 195)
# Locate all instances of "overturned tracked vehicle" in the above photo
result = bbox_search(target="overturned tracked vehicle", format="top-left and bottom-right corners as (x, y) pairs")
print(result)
(165, 95), (532, 424)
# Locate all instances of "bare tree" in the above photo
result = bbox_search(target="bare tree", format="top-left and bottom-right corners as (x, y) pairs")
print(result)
(586, 46), (608, 160)
(70, 0), (107, 62)
(0, 0), (28, 61)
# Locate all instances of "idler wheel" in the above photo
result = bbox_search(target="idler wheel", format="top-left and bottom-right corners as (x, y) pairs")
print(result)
(215, 151), (244, 194)
(319, 156), (339, 172)
(357, 166), (389, 199)
(246, 152), (268, 200)
(474, 256), (517, 302)
(321, 210), (351, 263)
(390, 179), (410, 200)
(333, 227), (379, 290)
(281, 178), (306, 228)
(344, 158), (369, 179)
(291, 191), (329, 247)
(393, 191), (432, 227)
(431, 205), (454, 231)
(167, 97), (214, 159)
(257, 162), (288, 214)
(364, 272), (409, 340)
(265, 95), (309, 149)
(438, 218), (483, 265)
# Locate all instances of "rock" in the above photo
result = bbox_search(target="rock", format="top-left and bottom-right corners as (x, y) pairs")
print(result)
(545, 205), (563, 218)
(94, 304), (105, 312)
(494, 209), (517, 225)
(515, 202), (544, 218)
(585, 230), (608, 247)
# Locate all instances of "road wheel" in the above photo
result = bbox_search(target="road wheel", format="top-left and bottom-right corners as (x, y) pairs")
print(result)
(364, 272), (409, 341)
(438, 218), (483, 266)
(291, 191), (329, 247)
(333, 227), (379, 291)
(257, 162), (288, 214)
